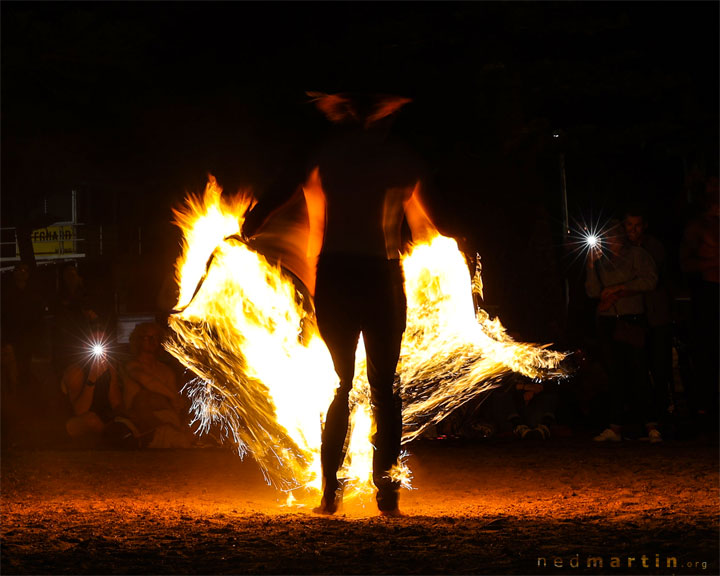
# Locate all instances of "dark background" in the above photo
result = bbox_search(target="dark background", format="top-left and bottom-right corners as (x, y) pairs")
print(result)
(2, 1), (718, 340)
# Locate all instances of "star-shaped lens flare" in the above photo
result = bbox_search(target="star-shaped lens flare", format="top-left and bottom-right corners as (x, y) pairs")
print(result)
(91, 343), (106, 358)
(565, 215), (614, 266)
(85, 332), (111, 362)
(585, 234), (599, 249)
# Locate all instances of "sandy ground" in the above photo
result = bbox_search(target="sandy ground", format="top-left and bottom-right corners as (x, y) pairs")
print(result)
(1, 435), (718, 575)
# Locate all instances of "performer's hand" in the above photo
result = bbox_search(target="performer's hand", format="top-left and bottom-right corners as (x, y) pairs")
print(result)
(241, 209), (261, 241)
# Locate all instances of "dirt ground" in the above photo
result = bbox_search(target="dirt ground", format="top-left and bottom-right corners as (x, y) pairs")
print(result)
(1, 433), (718, 576)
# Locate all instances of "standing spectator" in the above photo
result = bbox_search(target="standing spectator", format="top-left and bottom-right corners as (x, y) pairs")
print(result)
(0, 263), (45, 397)
(680, 177), (719, 437)
(52, 262), (99, 375)
(623, 204), (675, 427)
(585, 219), (659, 442)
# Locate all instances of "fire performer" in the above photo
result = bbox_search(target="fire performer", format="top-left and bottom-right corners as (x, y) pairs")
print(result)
(242, 92), (435, 516)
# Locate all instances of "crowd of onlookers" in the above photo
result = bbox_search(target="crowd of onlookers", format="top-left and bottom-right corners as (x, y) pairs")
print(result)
(1, 258), (196, 450)
(1, 177), (717, 450)
(428, 177), (719, 445)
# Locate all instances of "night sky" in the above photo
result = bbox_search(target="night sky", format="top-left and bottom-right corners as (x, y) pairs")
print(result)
(2, 1), (718, 331)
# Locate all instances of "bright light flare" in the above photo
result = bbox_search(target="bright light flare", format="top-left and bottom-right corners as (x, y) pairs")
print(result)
(565, 214), (614, 266)
(91, 343), (106, 358)
(83, 332), (112, 362)
(166, 177), (569, 504)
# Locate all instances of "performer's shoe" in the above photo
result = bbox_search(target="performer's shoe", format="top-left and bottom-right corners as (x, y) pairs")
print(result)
(312, 489), (341, 515)
(312, 500), (337, 515)
(376, 488), (400, 517)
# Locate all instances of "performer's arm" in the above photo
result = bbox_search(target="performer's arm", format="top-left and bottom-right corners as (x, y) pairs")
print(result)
(404, 182), (437, 244)
(242, 152), (312, 239)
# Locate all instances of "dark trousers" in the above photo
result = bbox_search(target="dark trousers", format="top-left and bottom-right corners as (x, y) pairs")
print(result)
(314, 254), (406, 510)
(597, 315), (656, 427)
(688, 280), (720, 421)
(647, 323), (674, 417)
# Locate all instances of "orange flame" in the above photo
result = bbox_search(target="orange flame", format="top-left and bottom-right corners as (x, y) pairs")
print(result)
(166, 177), (568, 502)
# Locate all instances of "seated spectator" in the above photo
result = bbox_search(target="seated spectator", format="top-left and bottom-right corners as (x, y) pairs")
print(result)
(53, 262), (100, 376)
(122, 322), (193, 448)
(61, 329), (124, 446)
(470, 376), (558, 440)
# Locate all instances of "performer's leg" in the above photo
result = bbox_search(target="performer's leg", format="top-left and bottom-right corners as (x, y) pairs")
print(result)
(365, 343), (402, 511)
(319, 326), (360, 504)
(314, 257), (361, 510)
(363, 260), (406, 512)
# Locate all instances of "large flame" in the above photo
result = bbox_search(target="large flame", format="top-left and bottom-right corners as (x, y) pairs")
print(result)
(166, 177), (567, 501)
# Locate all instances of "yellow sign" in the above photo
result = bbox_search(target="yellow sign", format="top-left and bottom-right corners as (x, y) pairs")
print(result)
(30, 225), (75, 255)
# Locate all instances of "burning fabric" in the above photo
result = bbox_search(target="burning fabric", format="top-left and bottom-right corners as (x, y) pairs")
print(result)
(166, 176), (567, 500)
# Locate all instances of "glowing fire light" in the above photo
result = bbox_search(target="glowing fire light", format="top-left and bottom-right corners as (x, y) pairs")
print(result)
(166, 176), (568, 502)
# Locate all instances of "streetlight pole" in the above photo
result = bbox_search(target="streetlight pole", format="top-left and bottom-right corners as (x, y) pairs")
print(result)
(554, 129), (570, 320)
(559, 152), (569, 238)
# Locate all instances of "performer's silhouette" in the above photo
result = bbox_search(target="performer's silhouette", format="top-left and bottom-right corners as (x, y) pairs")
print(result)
(243, 92), (434, 515)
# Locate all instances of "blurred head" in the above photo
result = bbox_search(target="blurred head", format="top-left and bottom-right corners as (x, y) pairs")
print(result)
(130, 322), (164, 356)
(306, 91), (411, 132)
(61, 262), (83, 292)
